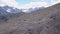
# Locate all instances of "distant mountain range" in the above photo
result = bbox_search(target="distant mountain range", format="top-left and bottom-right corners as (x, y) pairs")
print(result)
(2, 5), (23, 13)
(22, 7), (44, 13)
(0, 5), (44, 21)
(0, 5), (25, 21)
(0, 5), (44, 13)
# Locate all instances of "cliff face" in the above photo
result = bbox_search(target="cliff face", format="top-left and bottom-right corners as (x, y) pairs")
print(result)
(0, 3), (60, 34)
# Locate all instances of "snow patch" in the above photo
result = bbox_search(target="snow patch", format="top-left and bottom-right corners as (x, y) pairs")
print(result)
(7, 9), (11, 12)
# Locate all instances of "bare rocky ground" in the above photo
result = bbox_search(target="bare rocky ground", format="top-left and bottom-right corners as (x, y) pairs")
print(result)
(0, 3), (60, 34)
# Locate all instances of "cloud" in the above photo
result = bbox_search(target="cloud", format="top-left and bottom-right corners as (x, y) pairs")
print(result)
(18, 0), (60, 9)
(51, 0), (60, 5)
(19, 2), (49, 9)
(0, 0), (19, 8)
(0, 0), (50, 9)
(0, 0), (60, 9)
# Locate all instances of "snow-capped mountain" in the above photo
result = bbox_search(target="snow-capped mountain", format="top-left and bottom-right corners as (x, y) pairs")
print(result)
(22, 7), (44, 13)
(2, 5), (22, 13)
(0, 5), (25, 21)
(0, 5), (25, 16)
(0, 7), (9, 16)
(0, 5), (45, 13)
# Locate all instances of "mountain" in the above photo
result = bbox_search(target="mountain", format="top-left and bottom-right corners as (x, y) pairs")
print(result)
(0, 3), (60, 34)
(28, 7), (44, 12)
(0, 7), (9, 21)
(22, 7), (44, 13)
(3, 5), (22, 13)
(0, 5), (25, 22)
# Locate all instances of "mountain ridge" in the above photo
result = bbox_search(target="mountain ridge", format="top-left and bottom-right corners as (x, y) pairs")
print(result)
(0, 3), (60, 34)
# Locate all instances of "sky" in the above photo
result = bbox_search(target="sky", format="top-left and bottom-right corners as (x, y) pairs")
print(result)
(0, 0), (60, 9)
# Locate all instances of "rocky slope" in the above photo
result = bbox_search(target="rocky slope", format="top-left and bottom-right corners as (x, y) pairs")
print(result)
(0, 3), (60, 34)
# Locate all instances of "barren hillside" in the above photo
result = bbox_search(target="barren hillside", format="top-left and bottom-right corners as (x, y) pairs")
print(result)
(0, 3), (60, 34)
